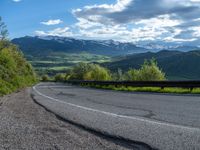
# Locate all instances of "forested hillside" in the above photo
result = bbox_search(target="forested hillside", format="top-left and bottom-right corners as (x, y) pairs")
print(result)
(104, 50), (200, 80)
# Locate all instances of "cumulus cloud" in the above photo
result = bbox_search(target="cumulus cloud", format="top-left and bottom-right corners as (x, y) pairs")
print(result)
(71, 0), (200, 44)
(35, 0), (200, 45)
(73, 0), (200, 24)
(41, 19), (63, 25)
(35, 27), (74, 37)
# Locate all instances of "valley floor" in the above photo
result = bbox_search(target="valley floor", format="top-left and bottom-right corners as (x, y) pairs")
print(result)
(0, 88), (132, 150)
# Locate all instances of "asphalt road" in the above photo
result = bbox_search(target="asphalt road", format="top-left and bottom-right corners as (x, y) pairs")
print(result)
(32, 82), (200, 150)
(0, 88), (140, 150)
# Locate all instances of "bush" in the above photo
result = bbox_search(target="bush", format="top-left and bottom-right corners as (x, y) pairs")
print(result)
(69, 63), (94, 80)
(125, 59), (166, 81)
(54, 73), (66, 82)
(84, 65), (111, 81)
(112, 68), (124, 81)
(69, 63), (111, 81)
(41, 74), (50, 82)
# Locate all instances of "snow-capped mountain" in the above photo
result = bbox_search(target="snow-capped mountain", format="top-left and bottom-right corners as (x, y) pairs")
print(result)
(138, 43), (199, 52)
(12, 36), (147, 56)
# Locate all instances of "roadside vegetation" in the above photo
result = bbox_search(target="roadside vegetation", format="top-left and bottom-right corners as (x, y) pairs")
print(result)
(47, 59), (200, 94)
(51, 58), (165, 82)
(0, 17), (37, 96)
(89, 85), (200, 94)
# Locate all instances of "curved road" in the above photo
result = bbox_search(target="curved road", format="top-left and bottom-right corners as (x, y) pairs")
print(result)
(32, 82), (200, 150)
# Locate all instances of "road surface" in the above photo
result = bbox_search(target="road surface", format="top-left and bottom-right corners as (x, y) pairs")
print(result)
(32, 82), (200, 150)
(0, 88), (143, 150)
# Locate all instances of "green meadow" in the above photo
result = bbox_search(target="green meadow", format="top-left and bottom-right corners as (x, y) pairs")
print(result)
(28, 52), (111, 76)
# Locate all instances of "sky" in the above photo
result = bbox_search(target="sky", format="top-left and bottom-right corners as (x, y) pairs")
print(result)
(1, 0), (200, 45)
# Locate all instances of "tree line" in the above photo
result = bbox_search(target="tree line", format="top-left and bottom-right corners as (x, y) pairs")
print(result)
(44, 58), (166, 82)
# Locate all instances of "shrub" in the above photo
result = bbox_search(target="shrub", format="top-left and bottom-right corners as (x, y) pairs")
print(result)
(69, 62), (94, 80)
(69, 63), (111, 81)
(125, 59), (166, 81)
(54, 73), (66, 82)
(112, 68), (124, 81)
(84, 65), (111, 81)
(41, 74), (50, 82)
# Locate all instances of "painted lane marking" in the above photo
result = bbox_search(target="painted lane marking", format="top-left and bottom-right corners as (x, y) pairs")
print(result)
(33, 85), (200, 131)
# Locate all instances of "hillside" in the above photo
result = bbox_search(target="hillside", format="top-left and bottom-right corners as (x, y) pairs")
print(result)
(12, 36), (147, 56)
(0, 40), (37, 95)
(104, 50), (200, 80)
(11, 36), (200, 79)
(11, 36), (147, 76)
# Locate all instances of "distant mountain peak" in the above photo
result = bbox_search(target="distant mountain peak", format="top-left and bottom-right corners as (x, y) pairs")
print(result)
(138, 43), (199, 52)
(12, 36), (147, 56)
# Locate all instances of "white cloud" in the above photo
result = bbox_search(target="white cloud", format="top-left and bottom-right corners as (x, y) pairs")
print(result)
(191, 0), (200, 2)
(35, 27), (74, 37)
(12, 0), (21, 2)
(191, 26), (200, 37)
(71, 0), (200, 44)
(34, 0), (200, 45)
(73, 0), (200, 25)
(74, 18), (103, 30)
(41, 19), (63, 25)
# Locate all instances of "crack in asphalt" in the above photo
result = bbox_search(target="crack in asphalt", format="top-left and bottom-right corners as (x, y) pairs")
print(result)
(56, 92), (76, 97)
(85, 97), (156, 119)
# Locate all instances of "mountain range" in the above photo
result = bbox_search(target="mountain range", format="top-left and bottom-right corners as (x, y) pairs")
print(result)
(12, 36), (199, 56)
(11, 36), (200, 80)
(12, 36), (147, 56)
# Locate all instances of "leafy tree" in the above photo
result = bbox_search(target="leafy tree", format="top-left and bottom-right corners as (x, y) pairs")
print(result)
(0, 17), (8, 40)
(125, 69), (140, 81)
(54, 73), (66, 82)
(69, 63), (111, 81)
(41, 74), (50, 82)
(84, 64), (111, 81)
(112, 68), (124, 81)
(125, 58), (166, 81)
(69, 63), (94, 80)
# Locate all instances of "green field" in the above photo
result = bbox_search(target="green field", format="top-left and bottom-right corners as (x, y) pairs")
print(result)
(27, 52), (111, 76)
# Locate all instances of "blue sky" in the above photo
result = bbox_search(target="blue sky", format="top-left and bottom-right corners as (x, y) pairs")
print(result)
(1, 0), (200, 45)
(1, 0), (115, 38)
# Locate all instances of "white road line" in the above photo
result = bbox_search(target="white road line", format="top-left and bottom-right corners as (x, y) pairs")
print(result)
(33, 85), (200, 131)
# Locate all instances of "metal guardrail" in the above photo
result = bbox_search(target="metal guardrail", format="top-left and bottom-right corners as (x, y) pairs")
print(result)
(66, 80), (200, 90)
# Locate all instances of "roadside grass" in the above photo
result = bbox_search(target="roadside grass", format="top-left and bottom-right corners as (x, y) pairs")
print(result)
(84, 84), (200, 94)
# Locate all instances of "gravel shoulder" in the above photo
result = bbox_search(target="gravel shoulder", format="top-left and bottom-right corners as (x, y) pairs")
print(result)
(0, 88), (136, 150)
